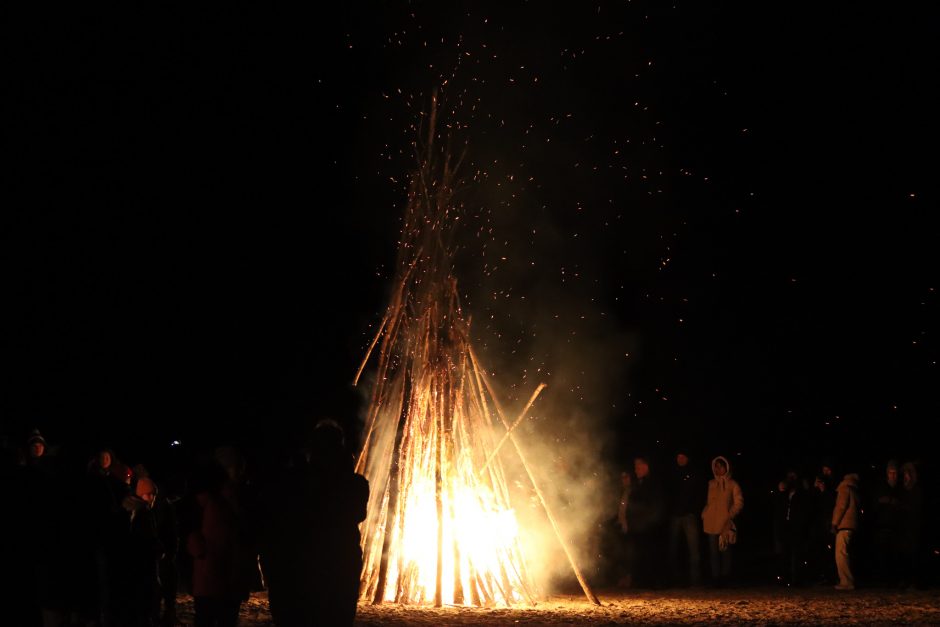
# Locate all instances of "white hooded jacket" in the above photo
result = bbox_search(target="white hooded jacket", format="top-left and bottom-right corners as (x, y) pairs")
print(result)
(701, 455), (744, 535)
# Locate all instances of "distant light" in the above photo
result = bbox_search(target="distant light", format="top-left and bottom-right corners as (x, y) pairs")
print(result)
(170, 440), (182, 448)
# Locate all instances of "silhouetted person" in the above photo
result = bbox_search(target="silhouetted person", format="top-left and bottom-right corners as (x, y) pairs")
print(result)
(773, 470), (811, 586)
(625, 455), (665, 588)
(610, 469), (634, 588)
(666, 450), (704, 587)
(117, 477), (162, 626)
(870, 459), (902, 585)
(24, 437), (101, 626)
(187, 449), (252, 627)
(147, 475), (180, 627)
(809, 459), (838, 585)
(85, 447), (130, 627)
(23, 430), (72, 625)
(308, 420), (369, 627)
(259, 420), (368, 627)
(259, 446), (318, 626)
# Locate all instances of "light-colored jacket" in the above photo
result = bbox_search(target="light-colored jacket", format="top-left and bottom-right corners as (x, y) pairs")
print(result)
(702, 455), (744, 535)
(831, 473), (860, 530)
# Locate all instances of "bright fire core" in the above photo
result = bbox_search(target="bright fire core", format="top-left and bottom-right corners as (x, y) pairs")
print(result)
(368, 423), (531, 605)
(355, 333), (540, 607)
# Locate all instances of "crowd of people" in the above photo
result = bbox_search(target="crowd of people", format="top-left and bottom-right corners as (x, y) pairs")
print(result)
(600, 449), (930, 592)
(0, 423), (368, 627)
(1, 427), (933, 627)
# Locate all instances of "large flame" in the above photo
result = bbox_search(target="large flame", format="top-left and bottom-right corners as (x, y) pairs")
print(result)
(357, 362), (537, 605)
(352, 271), (544, 605)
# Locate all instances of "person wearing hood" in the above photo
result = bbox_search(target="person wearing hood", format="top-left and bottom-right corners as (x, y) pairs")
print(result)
(831, 472), (861, 591)
(701, 456), (743, 586)
(27, 429), (47, 461)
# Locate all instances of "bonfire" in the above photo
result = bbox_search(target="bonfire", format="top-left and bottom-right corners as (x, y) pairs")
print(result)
(354, 93), (598, 608)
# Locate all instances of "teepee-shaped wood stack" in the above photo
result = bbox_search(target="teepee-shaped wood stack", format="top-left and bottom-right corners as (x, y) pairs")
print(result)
(355, 94), (598, 608)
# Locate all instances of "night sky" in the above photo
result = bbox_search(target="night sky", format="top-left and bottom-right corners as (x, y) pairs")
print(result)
(5, 2), (938, 480)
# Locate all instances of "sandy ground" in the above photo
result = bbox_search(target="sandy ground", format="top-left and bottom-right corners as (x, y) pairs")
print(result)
(176, 586), (940, 626)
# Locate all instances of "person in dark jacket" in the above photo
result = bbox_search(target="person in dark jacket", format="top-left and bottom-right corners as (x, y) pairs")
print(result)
(259, 447), (318, 627)
(187, 450), (252, 627)
(118, 477), (163, 626)
(151, 481), (180, 627)
(260, 420), (368, 627)
(773, 470), (812, 587)
(809, 459), (838, 585)
(308, 420), (369, 627)
(869, 460), (902, 585)
(85, 447), (131, 627)
(611, 469), (634, 588)
(666, 450), (704, 587)
(626, 455), (665, 588)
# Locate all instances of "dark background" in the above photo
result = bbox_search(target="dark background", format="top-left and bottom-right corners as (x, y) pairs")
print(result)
(5, 2), (938, 501)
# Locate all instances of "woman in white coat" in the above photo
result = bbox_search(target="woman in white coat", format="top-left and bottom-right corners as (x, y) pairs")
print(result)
(701, 456), (743, 586)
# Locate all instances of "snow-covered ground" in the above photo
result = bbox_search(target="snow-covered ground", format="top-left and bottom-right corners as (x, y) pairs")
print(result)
(176, 587), (940, 626)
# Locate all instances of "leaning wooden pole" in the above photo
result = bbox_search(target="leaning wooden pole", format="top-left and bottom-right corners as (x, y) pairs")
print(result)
(479, 382), (546, 475)
(353, 308), (390, 388)
(467, 345), (601, 606)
